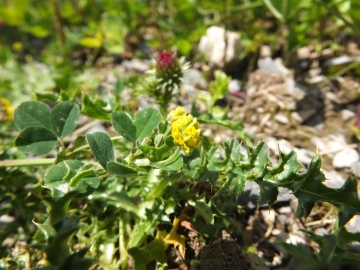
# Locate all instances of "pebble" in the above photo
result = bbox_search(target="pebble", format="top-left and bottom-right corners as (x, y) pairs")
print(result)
(260, 45), (271, 58)
(293, 148), (314, 165)
(198, 26), (242, 68)
(350, 161), (360, 176)
(291, 109), (317, 123)
(274, 114), (289, 124)
(228, 79), (242, 92)
(323, 170), (345, 189)
(346, 215), (360, 233)
(333, 148), (360, 168)
(297, 47), (310, 59)
(183, 68), (207, 89)
(341, 109), (356, 122)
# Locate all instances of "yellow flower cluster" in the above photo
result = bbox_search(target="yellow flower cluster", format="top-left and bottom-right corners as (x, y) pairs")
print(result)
(169, 107), (201, 154)
(0, 98), (14, 122)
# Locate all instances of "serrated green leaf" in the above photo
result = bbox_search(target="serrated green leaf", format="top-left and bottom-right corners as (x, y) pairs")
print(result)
(32, 218), (56, 240)
(44, 160), (100, 198)
(150, 151), (183, 171)
(139, 136), (176, 162)
(50, 101), (80, 138)
(278, 242), (318, 266)
(256, 180), (278, 206)
(228, 139), (243, 163)
(207, 146), (229, 172)
(142, 238), (167, 263)
(42, 191), (79, 225)
(92, 191), (139, 216)
(223, 173), (246, 197)
(107, 161), (138, 176)
(46, 217), (80, 267)
(111, 111), (136, 141)
(189, 196), (214, 224)
(128, 247), (153, 270)
(86, 132), (114, 170)
(337, 227), (360, 246)
(14, 101), (51, 131)
(134, 108), (161, 142)
(59, 249), (93, 270)
(15, 126), (58, 154)
(82, 95), (111, 121)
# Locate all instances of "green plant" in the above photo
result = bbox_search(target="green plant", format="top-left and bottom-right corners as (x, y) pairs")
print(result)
(1, 67), (360, 268)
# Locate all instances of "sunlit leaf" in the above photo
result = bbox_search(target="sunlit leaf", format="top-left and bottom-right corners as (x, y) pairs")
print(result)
(51, 101), (80, 138)
(134, 108), (161, 142)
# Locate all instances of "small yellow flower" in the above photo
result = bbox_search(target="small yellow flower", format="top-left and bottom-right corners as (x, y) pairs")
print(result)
(0, 98), (14, 122)
(170, 107), (201, 154)
(167, 106), (186, 122)
(12, 42), (23, 51)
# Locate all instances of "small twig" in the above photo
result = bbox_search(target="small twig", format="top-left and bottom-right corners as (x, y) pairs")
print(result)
(305, 218), (336, 227)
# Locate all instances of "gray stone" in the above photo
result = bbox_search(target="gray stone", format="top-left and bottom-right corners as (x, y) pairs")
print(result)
(183, 68), (207, 89)
(258, 57), (290, 77)
(122, 59), (150, 72)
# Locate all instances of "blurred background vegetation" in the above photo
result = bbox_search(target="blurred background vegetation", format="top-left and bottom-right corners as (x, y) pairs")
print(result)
(1, 0), (360, 105)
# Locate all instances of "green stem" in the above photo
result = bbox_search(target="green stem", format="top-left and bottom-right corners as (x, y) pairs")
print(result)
(0, 136), (124, 168)
(68, 169), (96, 188)
(0, 158), (56, 167)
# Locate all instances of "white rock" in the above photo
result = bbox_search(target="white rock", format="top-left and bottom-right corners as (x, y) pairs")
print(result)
(333, 148), (360, 168)
(274, 114), (289, 124)
(350, 161), (360, 176)
(258, 57), (290, 77)
(228, 79), (242, 92)
(323, 170), (345, 188)
(346, 215), (360, 233)
(297, 47), (310, 59)
(291, 109), (317, 123)
(183, 68), (207, 89)
(293, 147), (315, 165)
(267, 138), (292, 155)
(260, 45), (271, 58)
(198, 26), (242, 68)
(341, 109), (356, 122)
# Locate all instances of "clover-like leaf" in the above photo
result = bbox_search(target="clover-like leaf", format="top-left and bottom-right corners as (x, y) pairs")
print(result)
(139, 136), (176, 162)
(15, 126), (58, 154)
(134, 108), (161, 142)
(44, 160), (100, 198)
(86, 132), (114, 170)
(51, 101), (80, 138)
(14, 101), (51, 131)
(150, 150), (183, 171)
(107, 161), (138, 176)
(111, 111), (136, 141)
